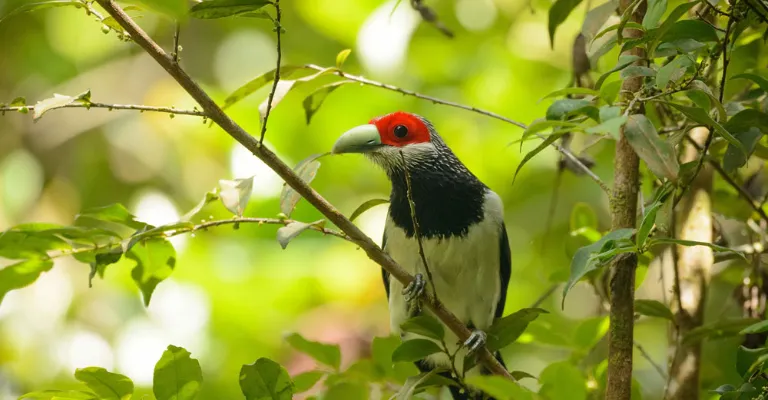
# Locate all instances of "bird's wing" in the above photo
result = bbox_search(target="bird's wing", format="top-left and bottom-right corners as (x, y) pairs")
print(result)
(381, 226), (391, 300)
(496, 222), (512, 319)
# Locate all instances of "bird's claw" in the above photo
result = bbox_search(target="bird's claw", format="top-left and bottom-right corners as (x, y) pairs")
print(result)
(403, 273), (426, 302)
(463, 330), (487, 354)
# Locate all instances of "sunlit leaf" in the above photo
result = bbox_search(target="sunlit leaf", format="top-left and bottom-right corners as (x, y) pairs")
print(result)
(285, 332), (341, 370)
(276, 220), (323, 249)
(371, 336), (419, 382)
(335, 49), (352, 69)
(222, 66), (306, 110)
(74, 367), (133, 400)
(189, 0), (271, 18)
(624, 114), (679, 181)
(634, 299), (674, 321)
(0, 228), (70, 259)
(131, 0), (187, 19)
(303, 81), (352, 124)
(465, 375), (533, 400)
(292, 371), (324, 393)
(240, 358), (293, 400)
(391, 339), (442, 363)
(33, 90), (91, 121)
(539, 361), (587, 400)
(0, 1), (85, 23)
(396, 369), (442, 400)
(548, 0), (584, 47)
(723, 109), (768, 173)
(257, 68), (338, 121)
(581, 0), (617, 42)
(486, 308), (548, 351)
(570, 203), (598, 232)
(218, 177), (254, 216)
(19, 390), (98, 400)
(75, 203), (147, 230)
(585, 115), (627, 139)
(732, 72), (768, 93)
(128, 238), (176, 306)
(0, 258), (53, 305)
(280, 153), (324, 217)
(642, 0), (666, 28)
(181, 191), (219, 221)
(563, 228), (635, 306)
(349, 199), (389, 222)
(400, 315), (445, 341)
(154, 345), (202, 400)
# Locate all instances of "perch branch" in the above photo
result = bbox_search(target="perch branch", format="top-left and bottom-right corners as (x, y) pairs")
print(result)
(93, 0), (513, 380)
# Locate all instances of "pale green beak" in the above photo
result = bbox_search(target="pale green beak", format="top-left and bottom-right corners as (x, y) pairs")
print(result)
(332, 124), (382, 154)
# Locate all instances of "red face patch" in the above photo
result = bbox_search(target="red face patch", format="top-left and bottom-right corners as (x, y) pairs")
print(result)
(369, 112), (431, 147)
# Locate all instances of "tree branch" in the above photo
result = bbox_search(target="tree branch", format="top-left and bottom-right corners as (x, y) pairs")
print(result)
(303, 65), (612, 196)
(0, 102), (206, 117)
(606, 0), (645, 397)
(259, 0), (282, 144)
(92, 0), (513, 380)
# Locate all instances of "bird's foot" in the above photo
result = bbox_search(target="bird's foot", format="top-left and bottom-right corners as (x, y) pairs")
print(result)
(463, 330), (487, 354)
(403, 273), (426, 316)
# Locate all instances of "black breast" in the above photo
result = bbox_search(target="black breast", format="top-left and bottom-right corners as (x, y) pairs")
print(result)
(387, 155), (487, 239)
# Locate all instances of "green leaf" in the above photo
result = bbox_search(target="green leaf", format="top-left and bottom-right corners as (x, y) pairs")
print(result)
(563, 228), (635, 305)
(276, 219), (324, 249)
(642, 0), (666, 28)
(189, 0), (270, 19)
(659, 20), (719, 44)
(486, 308), (548, 351)
(0, 1), (85, 23)
(0, 258), (53, 304)
(520, 119), (583, 145)
(648, 2), (696, 53)
(132, 0), (187, 19)
(349, 199), (389, 222)
(222, 66), (306, 110)
(581, 0), (617, 42)
(741, 320), (768, 334)
(285, 332), (341, 370)
(335, 49), (352, 69)
(400, 315), (445, 341)
(711, 384), (738, 395)
(0, 228), (70, 259)
(513, 134), (565, 183)
(636, 202), (661, 250)
(74, 367), (133, 400)
(655, 56), (693, 89)
(33, 90), (91, 121)
(89, 246), (123, 287)
(303, 81), (351, 124)
(545, 99), (592, 120)
(548, 0), (584, 47)
(539, 362), (587, 400)
(258, 68), (338, 121)
(595, 55), (641, 89)
(391, 339), (443, 363)
(128, 238), (176, 306)
(181, 191), (219, 221)
(663, 102), (744, 155)
(682, 318), (759, 345)
(624, 114), (679, 181)
(736, 346), (768, 377)
(540, 87), (599, 101)
(76, 203), (146, 230)
(634, 299), (674, 321)
(240, 358), (293, 400)
(218, 177), (253, 216)
(465, 375), (533, 400)
(574, 316), (609, 349)
(19, 390), (97, 400)
(732, 72), (768, 93)
(396, 369), (443, 400)
(585, 115), (627, 139)
(723, 109), (768, 173)
(280, 153), (324, 217)
(292, 371), (324, 393)
(647, 238), (745, 259)
(620, 66), (656, 79)
(686, 80), (727, 122)
(153, 345), (203, 400)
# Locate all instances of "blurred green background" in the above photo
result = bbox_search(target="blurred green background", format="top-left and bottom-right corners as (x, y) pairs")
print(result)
(0, 0), (745, 398)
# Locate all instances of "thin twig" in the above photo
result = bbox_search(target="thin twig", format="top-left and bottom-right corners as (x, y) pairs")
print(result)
(0, 102), (206, 117)
(93, 0), (513, 379)
(303, 65), (612, 196)
(259, 0), (282, 145)
(530, 284), (558, 308)
(634, 340), (667, 380)
(399, 151), (439, 304)
(410, 0), (454, 38)
(172, 22), (181, 63)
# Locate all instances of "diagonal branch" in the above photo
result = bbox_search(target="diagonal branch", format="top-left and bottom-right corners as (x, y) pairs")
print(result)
(92, 0), (513, 380)
(304, 64), (612, 196)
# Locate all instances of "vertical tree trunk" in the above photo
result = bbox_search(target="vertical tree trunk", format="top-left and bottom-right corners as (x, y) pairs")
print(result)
(665, 127), (713, 399)
(606, 1), (645, 398)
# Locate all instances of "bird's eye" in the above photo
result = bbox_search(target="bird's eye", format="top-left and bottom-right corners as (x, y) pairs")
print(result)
(393, 125), (408, 138)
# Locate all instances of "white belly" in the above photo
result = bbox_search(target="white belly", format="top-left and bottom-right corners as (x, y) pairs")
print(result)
(384, 190), (505, 373)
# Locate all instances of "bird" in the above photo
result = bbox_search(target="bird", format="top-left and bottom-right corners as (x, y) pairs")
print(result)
(331, 111), (511, 399)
